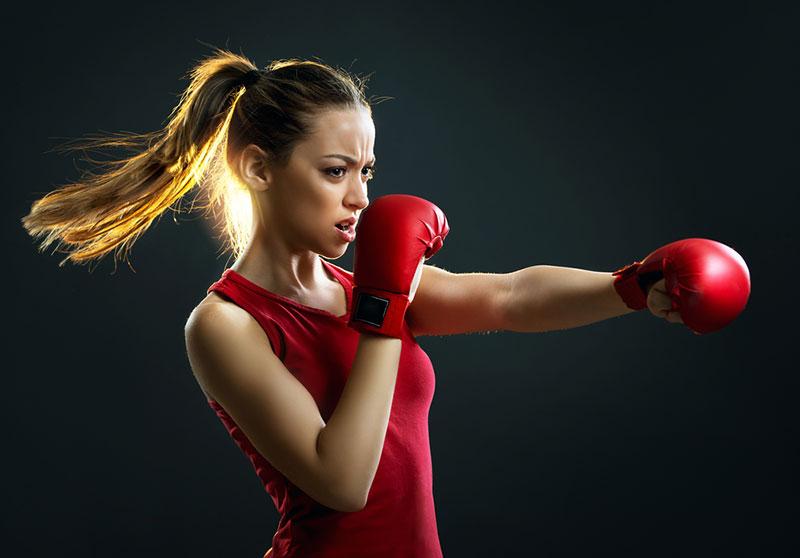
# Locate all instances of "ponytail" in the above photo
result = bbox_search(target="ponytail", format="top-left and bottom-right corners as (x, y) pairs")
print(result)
(22, 46), (384, 270)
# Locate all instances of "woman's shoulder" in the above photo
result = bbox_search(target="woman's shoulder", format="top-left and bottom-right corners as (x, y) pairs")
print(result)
(186, 293), (274, 355)
(199, 290), (235, 309)
(191, 291), (251, 323)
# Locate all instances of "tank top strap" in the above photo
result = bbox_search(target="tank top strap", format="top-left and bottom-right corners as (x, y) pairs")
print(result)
(207, 273), (287, 361)
(320, 259), (354, 314)
(320, 258), (354, 287)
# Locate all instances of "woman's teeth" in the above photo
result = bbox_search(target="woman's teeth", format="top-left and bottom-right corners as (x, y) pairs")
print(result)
(336, 224), (350, 231)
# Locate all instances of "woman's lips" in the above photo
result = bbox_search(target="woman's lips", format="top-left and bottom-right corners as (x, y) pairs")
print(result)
(335, 224), (356, 243)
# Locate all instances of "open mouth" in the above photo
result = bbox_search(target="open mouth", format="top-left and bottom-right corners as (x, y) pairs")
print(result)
(335, 224), (351, 232)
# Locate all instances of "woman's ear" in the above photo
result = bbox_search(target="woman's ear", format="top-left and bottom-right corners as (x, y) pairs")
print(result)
(238, 144), (272, 192)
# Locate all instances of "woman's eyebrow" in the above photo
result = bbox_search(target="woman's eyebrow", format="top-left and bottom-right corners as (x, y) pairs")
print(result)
(323, 154), (377, 165)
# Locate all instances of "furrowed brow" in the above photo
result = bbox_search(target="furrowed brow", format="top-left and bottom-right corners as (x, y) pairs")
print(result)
(323, 154), (377, 165)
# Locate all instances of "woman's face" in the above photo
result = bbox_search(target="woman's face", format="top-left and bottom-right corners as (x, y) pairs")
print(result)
(263, 107), (376, 259)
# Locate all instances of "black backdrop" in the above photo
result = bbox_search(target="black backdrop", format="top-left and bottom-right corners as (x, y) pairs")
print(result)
(4, 1), (797, 556)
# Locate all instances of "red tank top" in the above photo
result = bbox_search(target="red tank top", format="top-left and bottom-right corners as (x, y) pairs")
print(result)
(205, 258), (443, 557)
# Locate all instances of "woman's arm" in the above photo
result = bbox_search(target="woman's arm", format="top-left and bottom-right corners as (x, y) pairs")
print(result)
(186, 303), (401, 513)
(505, 265), (636, 333)
(317, 334), (402, 511)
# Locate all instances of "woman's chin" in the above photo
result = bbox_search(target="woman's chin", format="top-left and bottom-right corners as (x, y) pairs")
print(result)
(320, 244), (348, 260)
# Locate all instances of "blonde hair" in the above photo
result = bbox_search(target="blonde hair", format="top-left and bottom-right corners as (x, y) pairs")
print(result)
(21, 46), (388, 270)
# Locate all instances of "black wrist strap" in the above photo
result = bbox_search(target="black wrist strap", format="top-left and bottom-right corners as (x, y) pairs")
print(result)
(352, 292), (390, 328)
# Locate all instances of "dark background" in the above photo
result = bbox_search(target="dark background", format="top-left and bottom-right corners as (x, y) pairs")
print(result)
(4, 1), (797, 556)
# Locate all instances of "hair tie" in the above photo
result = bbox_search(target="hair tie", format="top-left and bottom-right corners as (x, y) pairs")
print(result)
(238, 69), (262, 88)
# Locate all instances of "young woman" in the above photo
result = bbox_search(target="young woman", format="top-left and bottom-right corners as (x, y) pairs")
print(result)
(22, 47), (747, 557)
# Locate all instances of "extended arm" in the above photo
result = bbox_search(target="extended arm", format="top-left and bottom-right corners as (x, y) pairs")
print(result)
(505, 265), (636, 333)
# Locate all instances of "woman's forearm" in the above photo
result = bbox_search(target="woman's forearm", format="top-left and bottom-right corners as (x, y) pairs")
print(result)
(316, 334), (402, 511)
(505, 265), (636, 333)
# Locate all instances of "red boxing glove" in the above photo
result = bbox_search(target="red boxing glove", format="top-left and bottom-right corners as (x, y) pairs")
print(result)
(612, 238), (751, 335)
(348, 194), (450, 338)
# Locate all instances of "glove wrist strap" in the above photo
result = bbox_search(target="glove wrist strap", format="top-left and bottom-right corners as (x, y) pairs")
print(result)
(611, 261), (648, 311)
(348, 287), (410, 338)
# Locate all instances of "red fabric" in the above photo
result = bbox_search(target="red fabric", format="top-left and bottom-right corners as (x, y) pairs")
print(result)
(205, 258), (443, 557)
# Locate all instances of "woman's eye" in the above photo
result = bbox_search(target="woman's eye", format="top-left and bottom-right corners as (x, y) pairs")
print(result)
(325, 166), (376, 180)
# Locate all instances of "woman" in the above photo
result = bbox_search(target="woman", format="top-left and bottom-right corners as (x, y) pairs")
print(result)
(23, 47), (739, 558)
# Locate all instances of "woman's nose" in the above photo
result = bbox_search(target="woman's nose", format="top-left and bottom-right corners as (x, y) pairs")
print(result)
(347, 180), (369, 209)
